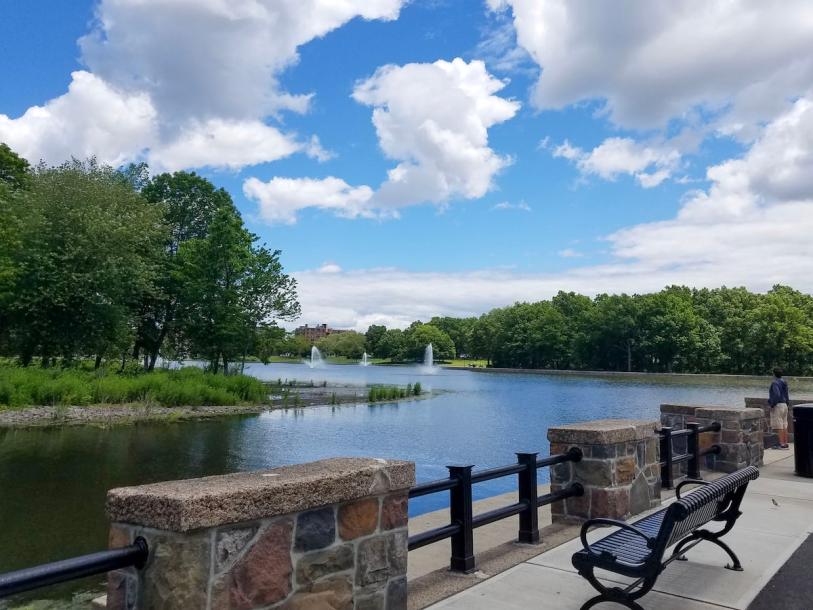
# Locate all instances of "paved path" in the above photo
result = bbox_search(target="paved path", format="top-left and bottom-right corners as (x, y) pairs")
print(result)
(428, 449), (813, 610)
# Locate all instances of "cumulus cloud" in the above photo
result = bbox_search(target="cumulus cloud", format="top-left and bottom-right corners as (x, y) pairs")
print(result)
(0, 71), (157, 167)
(246, 58), (520, 223)
(0, 0), (406, 169)
(243, 176), (375, 225)
(493, 0), (813, 132)
(148, 119), (301, 172)
(553, 137), (681, 188)
(289, 97), (813, 329)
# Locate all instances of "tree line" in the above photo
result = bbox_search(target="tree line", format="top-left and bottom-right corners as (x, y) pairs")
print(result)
(359, 286), (813, 375)
(0, 143), (299, 373)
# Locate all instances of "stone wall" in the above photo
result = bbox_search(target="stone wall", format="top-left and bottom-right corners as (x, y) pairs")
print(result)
(744, 397), (812, 446)
(105, 458), (414, 610)
(548, 419), (661, 523)
(660, 404), (764, 474)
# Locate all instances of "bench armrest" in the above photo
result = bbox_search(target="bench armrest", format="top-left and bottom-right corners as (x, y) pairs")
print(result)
(675, 479), (709, 500)
(579, 518), (655, 560)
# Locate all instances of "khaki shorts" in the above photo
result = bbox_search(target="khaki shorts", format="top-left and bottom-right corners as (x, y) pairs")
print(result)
(770, 402), (788, 430)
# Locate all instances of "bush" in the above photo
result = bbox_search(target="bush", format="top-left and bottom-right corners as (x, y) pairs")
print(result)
(0, 365), (269, 409)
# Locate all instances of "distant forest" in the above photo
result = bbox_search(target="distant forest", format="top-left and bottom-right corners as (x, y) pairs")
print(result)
(350, 286), (812, 376)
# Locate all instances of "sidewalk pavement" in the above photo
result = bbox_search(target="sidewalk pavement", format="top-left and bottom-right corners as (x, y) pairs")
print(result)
(428, 448), (813, 610)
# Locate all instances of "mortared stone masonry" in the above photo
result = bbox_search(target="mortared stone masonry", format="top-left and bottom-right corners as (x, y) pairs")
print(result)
(105, 457), (414, 610)
(547, 419), (661, 524)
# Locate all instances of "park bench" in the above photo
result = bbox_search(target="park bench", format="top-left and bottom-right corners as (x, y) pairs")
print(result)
(571, 465), (760, 609)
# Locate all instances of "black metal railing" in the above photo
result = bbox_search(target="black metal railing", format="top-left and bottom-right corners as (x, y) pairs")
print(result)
(658, 422), (721, 489)
(0, 538), (148, 599)
(407, 448), (584, 572)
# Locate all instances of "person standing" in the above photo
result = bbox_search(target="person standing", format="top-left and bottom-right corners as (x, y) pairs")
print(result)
(769, 368), (790, 449)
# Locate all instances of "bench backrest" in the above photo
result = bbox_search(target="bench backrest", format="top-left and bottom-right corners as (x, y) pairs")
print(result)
(660, 466), (760, 549)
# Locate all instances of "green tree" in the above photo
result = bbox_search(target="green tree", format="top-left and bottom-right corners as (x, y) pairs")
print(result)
(0, 143), (31, 193)
(376, 328), (405, 360)
(317, 331), (367, 359)
(175, 206), (299, 373)
(134, 171), (235, 369)
(6, 159), (165, 366)
(365, 324), (387, 356)
(253, 323), (287, 364)
(402, 323), (455, 361)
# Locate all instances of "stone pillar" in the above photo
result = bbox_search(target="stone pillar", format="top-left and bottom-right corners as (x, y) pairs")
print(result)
(548, 419), (660, 524)
(105, 457), (414, 610)
(694, 407), (763, 472)
(661, 404), (763, 474)
(744, 397), (810, 446)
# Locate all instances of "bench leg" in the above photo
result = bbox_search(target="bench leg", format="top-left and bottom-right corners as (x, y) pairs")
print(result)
(672, 530), (743, 571)
(576, 566), (656, 610)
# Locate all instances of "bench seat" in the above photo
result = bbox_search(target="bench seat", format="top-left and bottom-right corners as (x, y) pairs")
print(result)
(587, 508), (666, 566)
(571, 466), (760, 609)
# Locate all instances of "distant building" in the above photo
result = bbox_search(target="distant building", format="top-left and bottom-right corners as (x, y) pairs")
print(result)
(294, 324), (348, 342)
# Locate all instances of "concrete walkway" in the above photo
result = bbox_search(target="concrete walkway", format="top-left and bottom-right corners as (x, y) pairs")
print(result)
(428, 449), (813, 610)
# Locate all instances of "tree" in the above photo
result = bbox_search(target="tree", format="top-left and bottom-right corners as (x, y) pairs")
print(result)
(402, 323), (455, 361)
(253, 323), (287, 364)
(134, 171), (235, 370)
(0, 145), (30, 353)
(317, 331), (366, 359)
(365, 324), (387, 356)
(428, 316), (476, 358)
(175, 206), (299, 373)
(376, 329), (405, 360)
(0, 143), (31, 193)
(6, 159), (164, 365)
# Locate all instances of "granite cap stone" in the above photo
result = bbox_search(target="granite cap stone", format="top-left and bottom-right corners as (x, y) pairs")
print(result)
(660, 404), (702, 416)
(547, 419), (658, 445)
(107, 457), (415, 532)
(695, 406), (763, 420)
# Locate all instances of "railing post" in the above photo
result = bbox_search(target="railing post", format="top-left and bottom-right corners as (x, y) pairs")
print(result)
(687, 422), (701, 479)
(516, 452), (539, 544)
(447, 464), (476, 573)
(660, 427), (674, 489)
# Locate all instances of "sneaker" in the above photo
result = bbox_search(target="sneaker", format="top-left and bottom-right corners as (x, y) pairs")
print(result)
(780, 444), (790, 449)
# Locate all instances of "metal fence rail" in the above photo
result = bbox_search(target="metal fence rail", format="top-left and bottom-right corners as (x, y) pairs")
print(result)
(407, 448), (584, 572)
(0, 538), (148, 599)
(659, 422), (722, 488)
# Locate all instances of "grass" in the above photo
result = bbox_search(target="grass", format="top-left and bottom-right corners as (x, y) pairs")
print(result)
(0, 365), (269, 409)
(367, 382), (422, 403)
(440, 359), (489, 368)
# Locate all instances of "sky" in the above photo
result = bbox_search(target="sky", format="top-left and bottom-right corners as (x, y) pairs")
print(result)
(2, 0), (813, 330)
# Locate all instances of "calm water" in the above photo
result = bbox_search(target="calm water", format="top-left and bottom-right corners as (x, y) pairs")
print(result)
(1, 364), (809, 606)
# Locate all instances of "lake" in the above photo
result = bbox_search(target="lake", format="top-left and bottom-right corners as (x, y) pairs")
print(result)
(1, 364), (808, 607)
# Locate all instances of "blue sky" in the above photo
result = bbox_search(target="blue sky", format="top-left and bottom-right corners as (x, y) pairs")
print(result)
(2, 1), (812, 328)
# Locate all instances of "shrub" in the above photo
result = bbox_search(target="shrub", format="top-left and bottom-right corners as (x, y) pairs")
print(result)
(0, 365), (269, 409)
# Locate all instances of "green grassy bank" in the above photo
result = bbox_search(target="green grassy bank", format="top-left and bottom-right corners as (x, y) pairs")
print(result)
(0, 365), (269, 409)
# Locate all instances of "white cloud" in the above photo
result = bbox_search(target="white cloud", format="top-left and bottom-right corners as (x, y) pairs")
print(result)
(247, 58), (520, 223)
(355, 58), (520, 207)
(289, 97), (813, 329)
(1, 0), (406, 170)
(243, 176), (375, 225)
(80, 0), (405, 121)
(553, 137), (680, 188)
(495, 0), (813, 132)
(0, 71), (157, 166)
(557, 248), (582, 258)
(492, 200), (531, 211)
(149, 119), (301, 172)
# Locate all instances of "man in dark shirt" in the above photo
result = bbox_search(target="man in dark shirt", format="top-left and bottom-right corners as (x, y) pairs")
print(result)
(769, 368), (790, 449)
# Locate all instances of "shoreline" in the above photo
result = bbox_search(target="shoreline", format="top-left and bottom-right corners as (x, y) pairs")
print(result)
(0, 388), (437, 430)
(462, 366), (813, 383)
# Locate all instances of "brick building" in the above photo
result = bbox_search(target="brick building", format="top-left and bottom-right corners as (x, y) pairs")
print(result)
(294, 323), (348, 342)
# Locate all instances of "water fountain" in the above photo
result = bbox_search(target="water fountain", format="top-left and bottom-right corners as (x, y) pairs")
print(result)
(307, 345), (324, 368)
(360, 352), (370, 366)
(419, 343), (438, 374)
